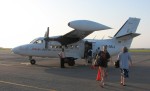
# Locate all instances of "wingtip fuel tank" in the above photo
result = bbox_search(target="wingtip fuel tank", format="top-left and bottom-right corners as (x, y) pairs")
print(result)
(68, 20), (111, 31)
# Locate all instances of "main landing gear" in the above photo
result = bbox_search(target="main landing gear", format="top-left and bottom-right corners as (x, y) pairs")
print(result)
(28, 56), (76, 66)
(29, 56), (36, 65)
(64, 57), (76, 66)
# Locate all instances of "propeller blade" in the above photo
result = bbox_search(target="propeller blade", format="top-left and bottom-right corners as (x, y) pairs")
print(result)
(44, 27), (49, 38)
(44, 27), (50, 49)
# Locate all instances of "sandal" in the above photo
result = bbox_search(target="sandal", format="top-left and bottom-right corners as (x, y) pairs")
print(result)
(120, 83), (123, 85)
(123, 84), (127, 86)
(100, 84), (104, 88)
(120, 83), (126, 86)
(99, 82), (104, 88)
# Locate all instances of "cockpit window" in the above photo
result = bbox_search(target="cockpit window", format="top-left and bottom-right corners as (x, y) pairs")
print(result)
(36, 40), (43, 44)
(30, 39), (37, 43)
(30, 39), (43, 44)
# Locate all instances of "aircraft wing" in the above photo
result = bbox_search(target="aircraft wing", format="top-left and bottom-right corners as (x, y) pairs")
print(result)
(56, 20), (111, 45)
(57, 30), (93, 45)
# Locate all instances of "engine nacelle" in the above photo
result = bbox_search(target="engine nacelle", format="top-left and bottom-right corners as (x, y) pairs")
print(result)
(68, 20), (111, 31)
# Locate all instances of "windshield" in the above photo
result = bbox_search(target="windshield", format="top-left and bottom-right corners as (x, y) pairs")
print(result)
(30, 39), (37, 43)
(30, 39), (43, 44)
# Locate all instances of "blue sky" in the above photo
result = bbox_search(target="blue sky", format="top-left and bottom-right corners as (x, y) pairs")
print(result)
(0, 0), (149, 48)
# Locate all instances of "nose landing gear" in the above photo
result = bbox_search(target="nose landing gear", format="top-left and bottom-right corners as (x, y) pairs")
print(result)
(29, 56), (36, 65)
(30, 59), (36, 65)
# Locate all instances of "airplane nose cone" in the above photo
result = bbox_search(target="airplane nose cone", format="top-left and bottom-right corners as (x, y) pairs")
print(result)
(11, 47), (20, 54)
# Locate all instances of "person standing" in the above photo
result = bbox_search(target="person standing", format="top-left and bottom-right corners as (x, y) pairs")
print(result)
(92, 47), (100, 68)
(118, 47), (132, 86)
(58, 48), (65, 68)
(93, 47), (100, 60)
(98, 45), (110, 87)
(87, 49), (92, 64)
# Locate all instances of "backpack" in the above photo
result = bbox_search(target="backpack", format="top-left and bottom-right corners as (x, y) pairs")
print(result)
(100, 51), (106, 61)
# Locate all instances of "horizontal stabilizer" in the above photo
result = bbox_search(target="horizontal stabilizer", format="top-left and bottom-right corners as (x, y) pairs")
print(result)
(114, 18), (140, 37)
(116, 33), (140, 40)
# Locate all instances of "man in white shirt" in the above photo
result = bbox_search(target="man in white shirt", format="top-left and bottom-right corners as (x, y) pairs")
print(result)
(58, 48), (65, 68)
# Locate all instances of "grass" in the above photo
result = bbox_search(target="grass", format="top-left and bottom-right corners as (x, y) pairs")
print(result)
(0, 48), (11, 50)
(129, 49), (150, 52)
(0, 48), (11, 53)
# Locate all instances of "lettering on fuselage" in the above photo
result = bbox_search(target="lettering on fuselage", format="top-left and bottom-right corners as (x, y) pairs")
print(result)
(31, 48), (71, 52)
(32, 48), (60, 51)
(106, 45), (115, 48)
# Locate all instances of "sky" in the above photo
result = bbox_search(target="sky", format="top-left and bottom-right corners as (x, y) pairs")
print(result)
(0, 0), (150, 48)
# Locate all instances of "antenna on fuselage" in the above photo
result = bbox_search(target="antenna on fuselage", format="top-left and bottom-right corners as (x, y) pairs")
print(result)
(93, 35), (97, 40)
(102, 35), (105, 40)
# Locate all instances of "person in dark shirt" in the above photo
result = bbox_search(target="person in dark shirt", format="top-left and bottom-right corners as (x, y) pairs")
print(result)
(87, 49), (92, 64)
(98, 45), (110, 87)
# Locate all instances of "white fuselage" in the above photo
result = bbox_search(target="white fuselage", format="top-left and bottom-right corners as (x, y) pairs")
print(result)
(12, 37), (130, 59)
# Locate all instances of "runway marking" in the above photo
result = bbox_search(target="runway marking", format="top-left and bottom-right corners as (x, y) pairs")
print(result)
(0, 80), (56, 91)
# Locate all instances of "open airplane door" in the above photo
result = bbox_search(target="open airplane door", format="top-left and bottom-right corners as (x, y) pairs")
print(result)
(84, 41), (92, 58)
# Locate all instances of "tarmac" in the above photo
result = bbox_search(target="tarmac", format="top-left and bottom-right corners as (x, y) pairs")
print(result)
(0, 49), (150, 91)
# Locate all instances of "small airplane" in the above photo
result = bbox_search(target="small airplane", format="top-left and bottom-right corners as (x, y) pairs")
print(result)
(12, 17), (140, 66)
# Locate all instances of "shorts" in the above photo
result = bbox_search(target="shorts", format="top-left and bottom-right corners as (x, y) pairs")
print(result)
(120, 69), (129, 78)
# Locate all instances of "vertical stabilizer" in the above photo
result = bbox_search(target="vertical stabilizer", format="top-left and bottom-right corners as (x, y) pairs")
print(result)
(114, 18), (140, 37)
(113, 17), (140, 48)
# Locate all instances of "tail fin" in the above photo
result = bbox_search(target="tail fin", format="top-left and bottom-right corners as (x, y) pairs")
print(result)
(114, 17), (140, 38)
(114, 17), (141, 48)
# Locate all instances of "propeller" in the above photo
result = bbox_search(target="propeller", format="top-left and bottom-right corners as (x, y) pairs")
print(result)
(44, 27), (49, 49)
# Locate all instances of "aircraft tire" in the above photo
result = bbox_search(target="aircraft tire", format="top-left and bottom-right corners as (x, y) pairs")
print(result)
(30, 59), (36, 65)
(68, 59), (75, 66)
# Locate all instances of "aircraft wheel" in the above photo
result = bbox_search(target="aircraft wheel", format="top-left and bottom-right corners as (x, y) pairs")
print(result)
(30, 59), (36, 65)
(68, 59), (75, 66)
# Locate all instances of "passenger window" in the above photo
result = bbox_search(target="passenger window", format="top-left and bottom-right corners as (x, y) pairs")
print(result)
(69, 45), (74, 48)
(49, 46), (52, 48)
(75, 45), (79, 48)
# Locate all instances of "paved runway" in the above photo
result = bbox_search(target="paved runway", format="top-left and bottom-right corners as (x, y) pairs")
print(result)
(0, 49), (150, 91)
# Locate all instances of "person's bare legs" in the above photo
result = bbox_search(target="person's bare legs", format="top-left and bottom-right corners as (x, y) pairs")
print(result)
(121, 75), (125, 85)
(100, 67), (105, 87)
(104, 68), (108, 77)
(121, 75), (123, 84)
